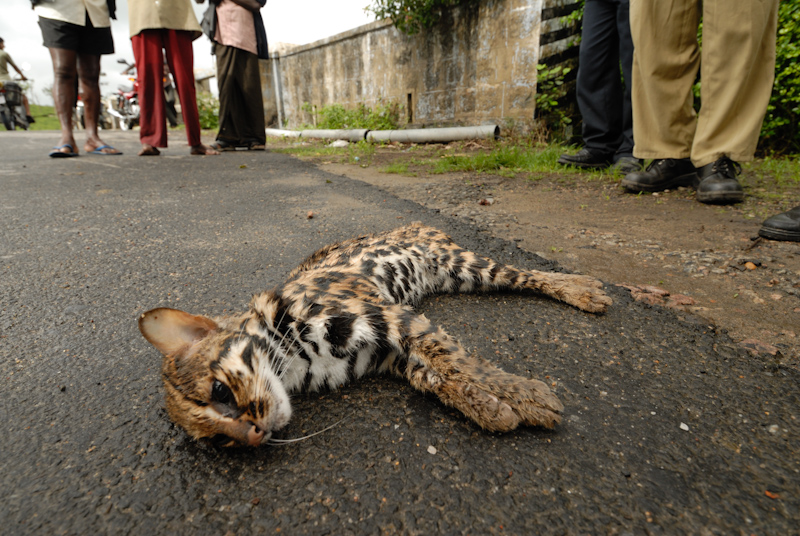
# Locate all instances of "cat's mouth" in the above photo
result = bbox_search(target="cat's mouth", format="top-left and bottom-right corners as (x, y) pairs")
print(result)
(212, 418), (274, 447)
(208, 429), (272, 448)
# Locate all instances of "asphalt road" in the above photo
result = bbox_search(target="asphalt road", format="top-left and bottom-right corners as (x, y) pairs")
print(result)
(1, 131), (798, 535)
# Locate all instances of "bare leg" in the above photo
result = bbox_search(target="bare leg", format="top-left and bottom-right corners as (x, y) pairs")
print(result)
(22, 95), (32, 118)
(48, 47), (78, 155)
(77, 52), (120, 155)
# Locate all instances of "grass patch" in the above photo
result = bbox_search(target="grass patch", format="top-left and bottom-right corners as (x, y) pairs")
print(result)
(746, 155), (800, 188)
(274, 139), (377, 165)
(301, 101), (403, 131)
(2, 104), (61, 131)
(273, 135), (799, 217)
(382, 161), (410, 174)
(428, 142), (619, 183)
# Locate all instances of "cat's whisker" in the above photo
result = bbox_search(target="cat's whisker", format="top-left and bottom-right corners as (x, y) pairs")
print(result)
(278, 349), (303, 380)
(267, 419), (343, 444)
(275, 327), (307, 379)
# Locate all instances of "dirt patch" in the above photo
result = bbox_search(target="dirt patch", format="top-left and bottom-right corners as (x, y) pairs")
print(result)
(273, 140), (800, 364)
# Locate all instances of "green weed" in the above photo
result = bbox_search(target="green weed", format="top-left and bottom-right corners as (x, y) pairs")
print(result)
(382, 162), (410, 174)
(301, 100), (403, 131)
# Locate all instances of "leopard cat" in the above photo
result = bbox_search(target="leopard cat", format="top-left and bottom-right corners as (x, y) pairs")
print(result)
(139, 223), (612, 447)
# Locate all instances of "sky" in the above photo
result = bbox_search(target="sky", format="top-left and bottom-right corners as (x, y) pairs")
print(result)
(0, 0), (376, 104)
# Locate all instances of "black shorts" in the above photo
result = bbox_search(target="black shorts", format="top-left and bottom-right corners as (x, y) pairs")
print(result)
(38, 14), (115, 55)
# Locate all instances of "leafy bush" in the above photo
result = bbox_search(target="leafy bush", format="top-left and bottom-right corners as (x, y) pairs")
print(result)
(760, 2), (799, 154)
(196, 92), (219, 130)
(367, 0), (480, 35)
(301, 101), (403, 130)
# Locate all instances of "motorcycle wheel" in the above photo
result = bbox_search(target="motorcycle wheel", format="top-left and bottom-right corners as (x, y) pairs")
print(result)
(0, 110), (12, 131)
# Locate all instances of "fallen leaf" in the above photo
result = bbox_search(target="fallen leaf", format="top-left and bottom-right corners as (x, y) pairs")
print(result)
(765, 490), (780, 500)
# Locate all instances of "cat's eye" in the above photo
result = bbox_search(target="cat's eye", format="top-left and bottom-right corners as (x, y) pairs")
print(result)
(211, 380), (235, 405)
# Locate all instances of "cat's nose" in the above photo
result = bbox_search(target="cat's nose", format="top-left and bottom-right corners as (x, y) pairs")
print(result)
(246, 424), (265, 446)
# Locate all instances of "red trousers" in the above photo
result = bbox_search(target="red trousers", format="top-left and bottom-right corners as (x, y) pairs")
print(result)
(131, 29), (201, 148)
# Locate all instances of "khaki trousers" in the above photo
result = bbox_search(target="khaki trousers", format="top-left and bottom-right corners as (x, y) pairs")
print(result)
(630, 0), (779, 167)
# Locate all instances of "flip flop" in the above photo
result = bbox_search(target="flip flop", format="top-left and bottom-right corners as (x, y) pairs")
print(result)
(49, 144), (79, 158)
(89, 144), (123, 156)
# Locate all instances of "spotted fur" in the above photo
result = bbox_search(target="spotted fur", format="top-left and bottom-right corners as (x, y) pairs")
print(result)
(139, 223), (611, 447)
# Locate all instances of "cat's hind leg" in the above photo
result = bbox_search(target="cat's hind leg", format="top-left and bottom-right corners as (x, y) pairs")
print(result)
(435, 246), (612, 313)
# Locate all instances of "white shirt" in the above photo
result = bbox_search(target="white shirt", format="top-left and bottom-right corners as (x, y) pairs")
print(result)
(34, 0), (111, 28)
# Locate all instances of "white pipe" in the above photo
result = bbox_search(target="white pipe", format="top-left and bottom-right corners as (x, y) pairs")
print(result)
(300, 129), (369, 142)
(265, 128), (302, 138)
(264, 125), (501, 143)
(367, 125), (500, 143)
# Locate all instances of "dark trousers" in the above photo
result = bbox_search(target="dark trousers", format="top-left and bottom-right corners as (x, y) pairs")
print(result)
(215, 43), (265, 146)
(576, 0), (634, 159)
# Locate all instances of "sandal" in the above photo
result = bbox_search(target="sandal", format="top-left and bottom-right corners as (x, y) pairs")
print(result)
(49, 143), (79, 158)
(210, 140), (236, 152)
(243, 139), (265, 151)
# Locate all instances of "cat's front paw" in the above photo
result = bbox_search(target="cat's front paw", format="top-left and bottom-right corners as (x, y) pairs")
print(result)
(445, 379), (563, 433)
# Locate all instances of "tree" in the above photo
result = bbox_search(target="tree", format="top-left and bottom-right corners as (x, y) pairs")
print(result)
(367, 0), (480, 35)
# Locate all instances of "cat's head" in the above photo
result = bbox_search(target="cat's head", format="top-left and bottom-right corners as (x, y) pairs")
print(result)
(138, 308), (292, 447)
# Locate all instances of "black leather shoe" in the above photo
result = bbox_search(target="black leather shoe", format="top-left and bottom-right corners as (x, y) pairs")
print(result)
(621, 158), (696, 192)
(612, 156), (643, 174)
(758, 206), (800, 242)
(695, 156), (744, 204)
(558, 148), (613, 169)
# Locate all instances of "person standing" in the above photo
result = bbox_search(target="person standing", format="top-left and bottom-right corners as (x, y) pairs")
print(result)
(32, 0), (122, 156)
(621, 0), (780, 204)
(557, 0), (640, 174)
(203, 0), (268, 151)
(0, 37), (35, 124)
(128, 0), (219, 156)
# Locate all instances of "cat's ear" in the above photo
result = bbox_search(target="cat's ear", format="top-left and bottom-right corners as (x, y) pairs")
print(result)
(139, 308), (218, 356)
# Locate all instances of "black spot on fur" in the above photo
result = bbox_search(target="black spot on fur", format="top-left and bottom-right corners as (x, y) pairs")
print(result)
(307, 303), (325, 318)
(326, 312), (358, 358)
(240, 341), (254, 372)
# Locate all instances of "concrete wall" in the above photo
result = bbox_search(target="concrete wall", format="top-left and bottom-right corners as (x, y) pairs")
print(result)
(263, 0), (554, 129)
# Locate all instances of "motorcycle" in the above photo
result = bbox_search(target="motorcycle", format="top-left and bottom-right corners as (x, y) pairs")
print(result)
(108, 59), (140, 130)
(75, 92), (113, 131)
(162, 67), (180, 128)
(0, 80), (29, 131)
(108, 58), (179, 130)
